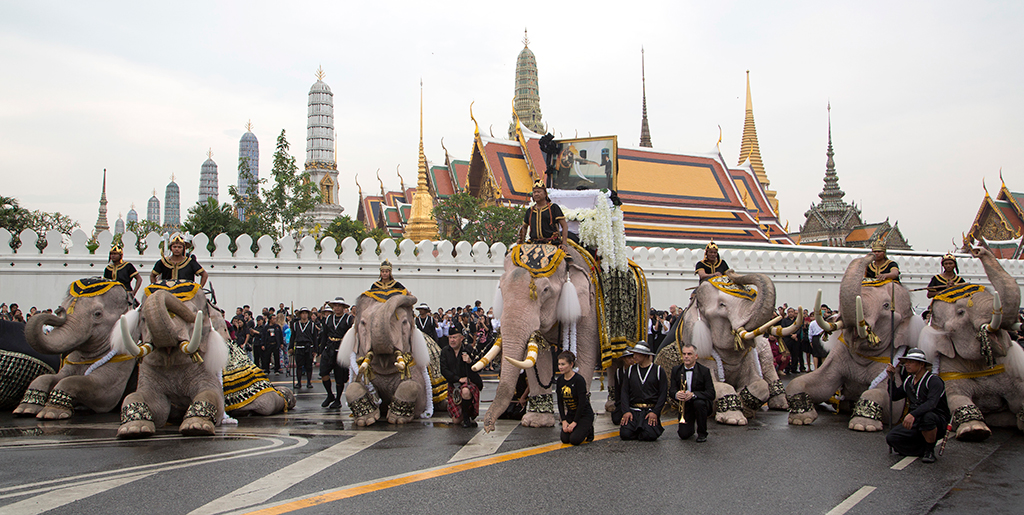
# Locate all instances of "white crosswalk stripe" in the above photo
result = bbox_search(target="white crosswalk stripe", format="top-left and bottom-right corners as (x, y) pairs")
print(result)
(448, 420), (517, 463)
(2, 472), (156, 515)
(188, 431), (394, 515)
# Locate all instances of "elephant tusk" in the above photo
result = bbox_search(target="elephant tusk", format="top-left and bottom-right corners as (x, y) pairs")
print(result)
(855, 296), (868, 338)
(184, 310), (203, 355)
(119, 315), (151, 357)
(504, 341), (538, 369)
(984, 291), (1002, 333)
(739, 315), (783, 340)
(395, 354), (407, 371)
(832, 319), (845, 330)
(814, 290), (839, 332)
(769, 306), (804, 337)
(472, 340), (501, 372)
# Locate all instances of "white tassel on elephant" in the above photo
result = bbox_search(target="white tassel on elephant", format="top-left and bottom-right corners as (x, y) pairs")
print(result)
(420, 366), (434, 418)
(917, 326), (945, 363)
(410, 326), (429, 368)
(204, 329), (229, 376)
(338, 325), (358, 366)
(492, 286), (503, 322)
(692, 319), (714, 361)
(1002, 341), (1024, 380)
(556, 275), (582, 323)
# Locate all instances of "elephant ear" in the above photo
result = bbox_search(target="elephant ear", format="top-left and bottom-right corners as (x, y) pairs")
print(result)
(918, 325), (954, 360)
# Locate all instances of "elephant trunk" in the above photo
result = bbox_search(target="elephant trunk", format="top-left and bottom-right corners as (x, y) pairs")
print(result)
(977, 248), (1021, 330)
(144, 290), (196, 348)
(25, 311), (84, 355)
(729, 272), (776, 330)
(840, 256), (871, 328)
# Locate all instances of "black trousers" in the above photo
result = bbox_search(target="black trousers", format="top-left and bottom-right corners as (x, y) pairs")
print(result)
(560, 413), (595, 446)
(294, 348), (313, 381)
(620, 409), (664, 441)
(886, 411), (948, 456)
(319, 346), (348, 382)
(261, 345), (280, 372)
(677, 399), (710, 439)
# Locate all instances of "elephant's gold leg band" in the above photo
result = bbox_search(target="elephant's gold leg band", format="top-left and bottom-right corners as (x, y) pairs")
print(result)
(121, 402), (154, 424)
(20, 388), (48, 407)
(852, 398), (882, 421)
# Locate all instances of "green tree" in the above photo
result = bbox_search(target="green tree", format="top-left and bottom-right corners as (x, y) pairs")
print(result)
(182, 198), (246, 252)
(126, 219), (164, 253)
(320, 215), (366, 253)
(0, 195), (80, 251)
(432, 193), (524, 246)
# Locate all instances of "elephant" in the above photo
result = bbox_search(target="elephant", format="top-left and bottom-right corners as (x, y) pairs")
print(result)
(786, 256), (923, 431)
(918, 246), (1024, 441)
(338, 293), (432, 426)
(115, 282), (228, 438)
(654, 272), (793, 426)
(14, 278), (138, 419)
(479, 243), (612, 433)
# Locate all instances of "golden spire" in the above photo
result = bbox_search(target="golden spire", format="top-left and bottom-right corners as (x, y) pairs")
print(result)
(405, 79), (438, 242)
(170, 173), (175, 182)
(315, 65), (325, 81)
(207, 148), (213, 159)
(737, 70), (778, 213)
(245, 120), (253, 132)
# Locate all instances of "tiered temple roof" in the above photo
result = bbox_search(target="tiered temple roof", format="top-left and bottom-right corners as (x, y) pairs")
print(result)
(963, 175), (1024, 259)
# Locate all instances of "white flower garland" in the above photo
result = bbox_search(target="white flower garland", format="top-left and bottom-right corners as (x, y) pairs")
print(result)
(560, 191), (629, 272)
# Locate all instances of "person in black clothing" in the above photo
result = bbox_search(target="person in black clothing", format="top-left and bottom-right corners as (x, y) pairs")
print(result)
(251, 316), (267, 372)
(781, 308), (804, 374)
(103, 243), (141, 301)
(150, 232), (208, 286)
(619, 342), (668, 441)
(518, 180), (568, 248)
(319, 297), (352, 408)
(414, 303), (437, 338)
(556, 351), (595, 445)
(608, 349), (636, 425)
(926, 253), (966, 298)
(670, 343), (716, 442)
(291, 307), (318, 388)
(440, 330), (483, 428)
(260, 315), (284, 375)
(695, 241), (729, 283)
(885, 348), (950, 463)
(866, 240), (900, 283)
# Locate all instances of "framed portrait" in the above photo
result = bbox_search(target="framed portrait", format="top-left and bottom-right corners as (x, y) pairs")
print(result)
(550, 136), (617, 191)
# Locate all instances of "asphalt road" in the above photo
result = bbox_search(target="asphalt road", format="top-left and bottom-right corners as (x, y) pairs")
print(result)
(1, 374), (1021, 515)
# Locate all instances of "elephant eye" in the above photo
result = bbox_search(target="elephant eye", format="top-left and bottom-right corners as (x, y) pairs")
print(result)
(957, 309), (966, 316)
(883, 302), (890, 310)
(93, 310), (103, 319)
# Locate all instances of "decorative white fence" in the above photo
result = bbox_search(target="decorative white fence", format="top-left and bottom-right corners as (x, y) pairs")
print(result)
(3, 228), (1023, 315)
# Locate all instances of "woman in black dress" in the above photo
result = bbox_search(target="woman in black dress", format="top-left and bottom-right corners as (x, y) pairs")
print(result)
(556, 351), (595, 445)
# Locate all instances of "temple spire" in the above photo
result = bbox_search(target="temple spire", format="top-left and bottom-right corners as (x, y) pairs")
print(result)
(404, 79), (439, 242)
(509, 30), (543, 137)
(819, 102), (846, 206)
(639, 47), (652, 148)
(737, 70), (778, 213)
(92, 168), (110, 238)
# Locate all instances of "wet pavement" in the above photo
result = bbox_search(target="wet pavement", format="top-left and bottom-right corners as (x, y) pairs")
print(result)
(1, 372), (1022, 515)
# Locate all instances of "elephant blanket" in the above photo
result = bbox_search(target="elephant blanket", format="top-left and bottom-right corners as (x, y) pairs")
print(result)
(223, 343), (288, 412)
(1, 321), (59, 410)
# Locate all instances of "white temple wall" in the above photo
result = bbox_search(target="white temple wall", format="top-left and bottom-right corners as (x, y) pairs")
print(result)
(3, 228), (1024, 315)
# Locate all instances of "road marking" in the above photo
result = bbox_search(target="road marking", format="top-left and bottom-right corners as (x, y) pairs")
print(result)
(234, 424), (649, 515)
(1, 471), (156, 515)
(448, 420), (516, 463)
(190, 431), (393, 515)
(825, 486), (876, 515)
(0, 435), (301, 500)
(891, 456), (916, 470)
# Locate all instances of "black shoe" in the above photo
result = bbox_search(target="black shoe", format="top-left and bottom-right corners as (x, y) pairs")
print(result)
(321, 396), (335, 408)
(696, 435), (707, 443)
(585, 428), (595, 442)
(329, 399), (342, 409)
(922, 448), (936, 463)
(306, 383), (313, 389)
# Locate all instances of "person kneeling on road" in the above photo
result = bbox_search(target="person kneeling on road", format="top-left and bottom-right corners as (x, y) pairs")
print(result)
(440, 330), (483, 428)
(885, 348), (950, 463)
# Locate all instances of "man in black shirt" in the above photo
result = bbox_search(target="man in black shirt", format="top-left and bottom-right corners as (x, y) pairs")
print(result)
(260, 315), (284, 375)
(319, 297), (353, 409)
(695, 241), (729, 283)
(885, 348), (949, 463)
(291, 307), (319, 389)
(440, 330), (483, 428)
(519, 180), (568, 248)
(414, 303), (437, 339)
(251, 315), (267, 372)
(619, 342), (668, 441)
(102, 243), (141, 302)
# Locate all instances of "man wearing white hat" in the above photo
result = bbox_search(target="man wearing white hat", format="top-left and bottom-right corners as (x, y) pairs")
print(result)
(885, 348), (950, 463)
(619, 342), (668, 441)
(414, 303), (437, 339)
(319, 298), (353, 409)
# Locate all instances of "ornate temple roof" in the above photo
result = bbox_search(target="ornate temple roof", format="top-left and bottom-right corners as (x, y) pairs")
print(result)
(963, 175), (1024, 258)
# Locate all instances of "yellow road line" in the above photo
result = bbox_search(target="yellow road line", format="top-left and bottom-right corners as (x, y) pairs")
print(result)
(243, 420), (677, 515)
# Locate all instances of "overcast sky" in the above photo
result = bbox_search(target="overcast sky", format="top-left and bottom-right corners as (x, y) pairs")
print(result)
(2, 1), (1021, 252)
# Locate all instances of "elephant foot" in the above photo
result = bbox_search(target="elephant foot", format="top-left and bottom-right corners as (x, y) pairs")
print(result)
(117, 420), (156, 439)
(386, 400), (416, 424)
(180, 417), (216, 436)
(521, 412), (557, 428)
(604, 399), (617, 414)
(278, 388), (297, 410)
(355, 409), (380, 427)
(716, 410), (748, 426)
(956, 420), (992, 442)
(788, 409), (818, 426)
(36, 406), (73, 420)
(768, 395), (789, 411)
(13, 403), (43, 417)
(848, 416), (883, 432)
